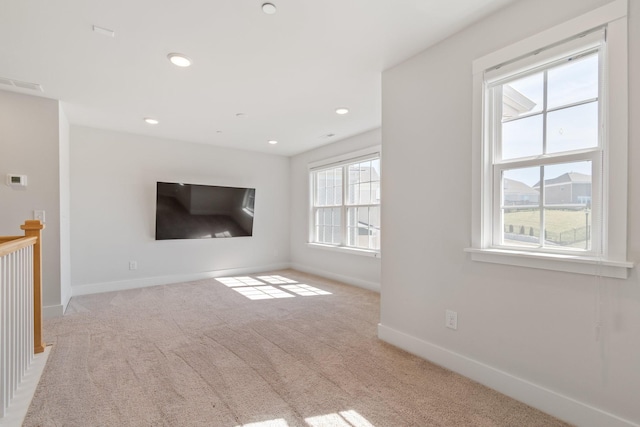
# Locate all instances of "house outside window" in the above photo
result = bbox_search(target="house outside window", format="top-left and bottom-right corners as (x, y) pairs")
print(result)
(309, 148), (381, 254)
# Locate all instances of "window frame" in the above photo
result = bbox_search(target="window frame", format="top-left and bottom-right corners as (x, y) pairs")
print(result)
(467, 0), (632, 278)
(308, 146), (381, 257)
(487, 39), (604, 257)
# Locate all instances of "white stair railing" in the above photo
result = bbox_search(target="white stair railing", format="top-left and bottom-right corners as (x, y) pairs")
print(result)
(0, 220), (45, 419)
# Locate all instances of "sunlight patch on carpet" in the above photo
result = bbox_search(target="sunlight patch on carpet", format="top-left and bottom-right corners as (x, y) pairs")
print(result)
(257, 275), (298, 285)
(305, 410), (375, 427)
(232, 285), (295, 300)
(217, 274), (332, 300)
(216, 276), (265, 287)
(234, 418), (289, 427)
(280, 284), (332, 296)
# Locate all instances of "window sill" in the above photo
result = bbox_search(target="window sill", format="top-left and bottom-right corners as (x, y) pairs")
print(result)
(464, 247), (633, 279)
(307, 243), (381, 259)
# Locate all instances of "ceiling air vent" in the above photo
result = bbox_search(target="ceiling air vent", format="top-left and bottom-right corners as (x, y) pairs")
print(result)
(0, 77), (43, 92)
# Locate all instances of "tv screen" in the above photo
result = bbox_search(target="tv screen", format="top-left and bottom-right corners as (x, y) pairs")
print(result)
(155, 182), (255, 240)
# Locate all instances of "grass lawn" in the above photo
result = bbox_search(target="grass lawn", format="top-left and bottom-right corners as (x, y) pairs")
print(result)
(504, 209), (590, 245)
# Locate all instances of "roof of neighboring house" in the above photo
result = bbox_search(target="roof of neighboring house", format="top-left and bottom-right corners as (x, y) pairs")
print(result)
(502, 85), (537, 119)
(533, 172), (591, 188)
(503, 178), (539, 196)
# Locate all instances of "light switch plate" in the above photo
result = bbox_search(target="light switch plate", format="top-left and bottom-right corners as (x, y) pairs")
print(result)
(33, 210), (45, 223)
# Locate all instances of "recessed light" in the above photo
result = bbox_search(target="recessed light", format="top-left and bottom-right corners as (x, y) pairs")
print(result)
(167, 53), (192, 67)
(335, 107), (349, 115)
(262, 3), (277, 14)
(236, 113), (248, 118)
(144, 117), (159, 125)
(268, 140), (278, 145)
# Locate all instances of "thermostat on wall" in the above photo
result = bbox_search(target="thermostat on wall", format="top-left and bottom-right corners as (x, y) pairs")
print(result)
(6, 174), (27, 187)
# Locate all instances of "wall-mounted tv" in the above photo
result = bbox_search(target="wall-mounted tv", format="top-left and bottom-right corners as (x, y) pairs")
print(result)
(155, 182), (255, 240)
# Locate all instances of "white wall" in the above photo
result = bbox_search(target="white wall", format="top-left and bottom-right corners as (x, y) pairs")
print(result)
(59, 106), (71, 311)
(290, 128), (381, 291)
(70, 126), (290, 295)
(380, 0), (640, 426)
(0, 90), (65, 317)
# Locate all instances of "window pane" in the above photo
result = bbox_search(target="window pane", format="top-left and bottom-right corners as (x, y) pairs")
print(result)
(503, 207), (541, 248)
(370, 233), (380, 250)
(542, 161), (592, 205)
(332, 226), (341, 244)
(349, 164), (360, 185)
(317, 171), (326, 206)
(344, 206), (381, 250)
(317, 187), (326, 206)
(501, 115), (543, 160)
(348, 183), (361, 205)
(331, 168), (342, 205)
(543, 206), (591, 250)
(334, 185), (342, 205)
(503, 168), (540, 207)
(327, 186), (335, 206)
(371, 158), (381, 181)
(368, 206), (380, 228)
(333, 168), (342, 185)
(502, 167), (541, 248)
(349, 227), (357, 247)
(360, 161), (371, 184)
(502, 72), (544, 119)
(316, 210), (324, 226)
(333, 208), (341, 226)
(348, 207), (357, 227)
(324, 209), (333, 226)
(318, 171), (326, 190)
(368, 206), (381, 250)
(547, 53), (598, 109)
(360, 183), (371, 204)
(546, 102), (598, 154)
(542, 161), (592, 250)
(371, 181), (381, 204)
(347, 206), (358, 247)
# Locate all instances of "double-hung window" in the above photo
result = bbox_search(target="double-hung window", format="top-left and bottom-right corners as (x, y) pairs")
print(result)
(487, 30), (604, 254)
(310, 149), (381, 254)
(469, 0), (631, 278)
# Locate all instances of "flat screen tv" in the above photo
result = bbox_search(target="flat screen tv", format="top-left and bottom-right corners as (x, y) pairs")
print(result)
(155, 182), (255, 240)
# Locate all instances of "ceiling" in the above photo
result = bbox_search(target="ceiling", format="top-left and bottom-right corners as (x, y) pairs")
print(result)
(1, 0), (515, 156)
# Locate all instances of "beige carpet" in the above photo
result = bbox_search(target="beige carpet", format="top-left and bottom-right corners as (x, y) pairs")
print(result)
(24, 269), (570, 426)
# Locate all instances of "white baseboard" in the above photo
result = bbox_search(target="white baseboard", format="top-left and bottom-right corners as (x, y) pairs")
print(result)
(289, 263), (380, 292)
(42, 304), (64, 319)
(378, 323), (639, 427)
(0, 346), (50, 427)
(71, 263), (291, 297)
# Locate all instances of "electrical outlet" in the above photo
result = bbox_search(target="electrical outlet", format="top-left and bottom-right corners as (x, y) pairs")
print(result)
(129, 261), (137, 270)
(445, 310), (458, 330)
